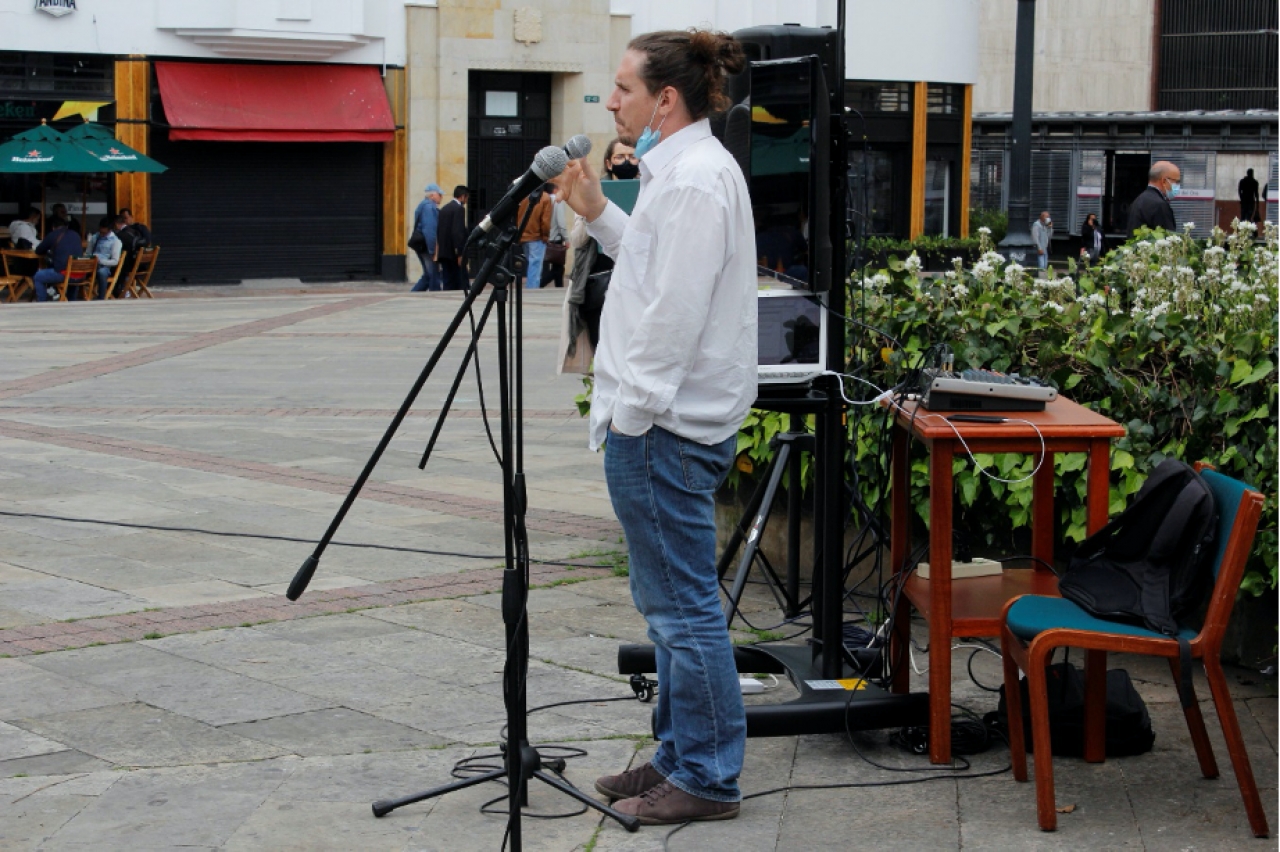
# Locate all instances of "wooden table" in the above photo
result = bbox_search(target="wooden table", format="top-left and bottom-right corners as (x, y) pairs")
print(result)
(888, 396), (1125, 763)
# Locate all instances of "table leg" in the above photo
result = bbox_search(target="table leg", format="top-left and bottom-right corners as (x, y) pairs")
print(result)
(1031, 450), (1056, 568)
(1086, 438), (1111, 534)
(890, 423), (910, 694)
(929, 439), (954, 764)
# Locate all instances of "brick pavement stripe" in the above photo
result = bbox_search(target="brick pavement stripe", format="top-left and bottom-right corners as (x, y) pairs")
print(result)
(0, 418), (620, 542)
(0, 296), (397, 401)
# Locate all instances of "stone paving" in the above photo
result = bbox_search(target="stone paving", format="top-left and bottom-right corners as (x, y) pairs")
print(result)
(0, 281), (1274, 851)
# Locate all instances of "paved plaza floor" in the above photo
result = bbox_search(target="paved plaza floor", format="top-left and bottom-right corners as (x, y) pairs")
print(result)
(0, 281), (1274, 850)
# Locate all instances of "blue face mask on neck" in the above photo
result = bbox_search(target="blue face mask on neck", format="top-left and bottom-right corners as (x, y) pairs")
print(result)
(633, 100), (667, 160)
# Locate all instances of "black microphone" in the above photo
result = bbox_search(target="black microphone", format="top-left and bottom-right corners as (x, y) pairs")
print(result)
(469, 145), (568, 242)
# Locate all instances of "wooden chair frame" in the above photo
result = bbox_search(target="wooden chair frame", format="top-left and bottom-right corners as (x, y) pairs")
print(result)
(52, 257), (98, 302)
(0, 250), (34, 303)
(999, 463), (1269, 837)
(118, 245), (158, 298)
(99, 250), (128, 300)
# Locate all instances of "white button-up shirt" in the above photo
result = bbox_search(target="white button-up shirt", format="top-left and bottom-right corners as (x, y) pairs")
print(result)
(586, 119), (757, 451)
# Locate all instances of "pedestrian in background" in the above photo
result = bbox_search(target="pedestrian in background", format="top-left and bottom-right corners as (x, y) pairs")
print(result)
(410, 183), (443, 292)
(1080, 212), (1103, 263)
(516, 184), (553, 289)
(1031, 210), (1052, 271)
(1238, 168), (1260, 224)
(1127, 161), (1179, 237)
(437, 186), (470, 292)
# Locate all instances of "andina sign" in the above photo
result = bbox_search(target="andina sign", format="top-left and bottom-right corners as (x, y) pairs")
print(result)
(36, 0), (77, 17)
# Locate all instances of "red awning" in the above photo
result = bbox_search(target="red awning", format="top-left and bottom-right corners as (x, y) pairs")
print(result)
(154, 62), (395, 143)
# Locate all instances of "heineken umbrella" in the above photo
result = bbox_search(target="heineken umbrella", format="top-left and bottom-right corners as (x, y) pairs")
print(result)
(0, 121), (103, 173)
(0, 121), (107, 238)
(65, 122), (167, 173)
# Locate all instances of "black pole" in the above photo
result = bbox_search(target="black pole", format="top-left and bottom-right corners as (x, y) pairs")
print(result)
(999, 0), (1038, 264)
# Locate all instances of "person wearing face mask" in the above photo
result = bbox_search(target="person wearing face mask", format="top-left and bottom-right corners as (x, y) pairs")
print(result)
(1127, 161), (1180, 238)
(1080, 212), (1104, 263)
(1031, 211), (1053, 271)
(558, 139), (636, 370)
(556, 28), (754, 826)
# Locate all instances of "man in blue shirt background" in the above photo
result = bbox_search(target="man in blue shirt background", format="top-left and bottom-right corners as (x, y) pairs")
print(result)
(411, 183), (443, 292)
(33, 220), (83, 302)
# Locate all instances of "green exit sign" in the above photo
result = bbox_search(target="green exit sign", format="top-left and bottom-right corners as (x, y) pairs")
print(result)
(584, 95), (600, 103)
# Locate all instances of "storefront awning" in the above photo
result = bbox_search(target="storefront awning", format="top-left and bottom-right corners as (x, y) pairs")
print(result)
(154, 62), (395, 143)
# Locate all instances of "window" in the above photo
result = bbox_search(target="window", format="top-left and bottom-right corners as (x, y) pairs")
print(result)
(1158, 0), (1277, 110)
(484, 91), (519, 117)
(0, 52), (113, 98)
(846, 81), (911, 113)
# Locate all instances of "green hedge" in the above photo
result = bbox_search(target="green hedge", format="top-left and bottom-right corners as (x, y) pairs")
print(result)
(739, 221), (1278, 594)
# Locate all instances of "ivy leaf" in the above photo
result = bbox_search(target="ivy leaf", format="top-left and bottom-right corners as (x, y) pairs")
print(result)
(1229, 359), (1253, 385)
(1241, 359), (1274, 387)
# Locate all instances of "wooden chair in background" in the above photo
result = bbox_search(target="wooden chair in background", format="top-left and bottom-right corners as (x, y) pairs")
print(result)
(0, 249), (34, 303)
(99, 251), (128, 300)
(999, 464), (1269, 837)
(119, 245), (158, 298)
(51, 257), (97, 302)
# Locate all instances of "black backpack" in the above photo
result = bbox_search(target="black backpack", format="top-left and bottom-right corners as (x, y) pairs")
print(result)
(1057, 458), (1218, 707)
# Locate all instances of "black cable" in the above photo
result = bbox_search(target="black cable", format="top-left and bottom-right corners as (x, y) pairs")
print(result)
(0, 510), (617, 570)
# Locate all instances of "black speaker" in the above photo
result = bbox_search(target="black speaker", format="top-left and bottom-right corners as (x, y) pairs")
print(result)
(731, 25), (842, 110)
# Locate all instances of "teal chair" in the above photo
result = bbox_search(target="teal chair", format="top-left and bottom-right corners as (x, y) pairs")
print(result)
(1000, 465), (1269, 836)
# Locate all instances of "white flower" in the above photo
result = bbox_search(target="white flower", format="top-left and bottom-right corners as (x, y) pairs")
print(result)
(978, 226), (992, 235)
(904, 252), (923, 273)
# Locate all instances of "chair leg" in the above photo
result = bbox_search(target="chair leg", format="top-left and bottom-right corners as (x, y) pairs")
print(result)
(1001, 629), (1029, 782)
(1083, 649), (1107, 763)
(1203, 658), (1270, 837)
(1026, 643), (1060, 831)
(1168, 656), (1218, 779)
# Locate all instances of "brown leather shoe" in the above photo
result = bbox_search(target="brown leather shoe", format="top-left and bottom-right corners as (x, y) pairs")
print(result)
(595, 762), (666, 801)
(612, 780), (741, 825)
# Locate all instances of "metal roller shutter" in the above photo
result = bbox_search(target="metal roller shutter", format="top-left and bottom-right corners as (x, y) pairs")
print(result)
(1073, 150), (1105, 236)
(1151, 150), (1216, 239)
(1030, 150), (1072, 235)
(149, 136), (381, 284)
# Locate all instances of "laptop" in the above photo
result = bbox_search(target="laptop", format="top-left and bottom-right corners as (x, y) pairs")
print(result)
(756, 286), (827, 385)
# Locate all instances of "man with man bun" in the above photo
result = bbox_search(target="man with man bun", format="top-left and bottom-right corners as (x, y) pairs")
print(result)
(557, 27), (756, 825)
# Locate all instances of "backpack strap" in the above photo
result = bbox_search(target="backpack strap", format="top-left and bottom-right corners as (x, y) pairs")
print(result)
(1139, 477), (1208, 636)
(1139, 480), (1207, 710)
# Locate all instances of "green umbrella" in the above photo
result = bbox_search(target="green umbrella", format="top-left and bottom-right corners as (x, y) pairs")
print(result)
(65, 122), (167, 173)
(0, 121), (104, 173)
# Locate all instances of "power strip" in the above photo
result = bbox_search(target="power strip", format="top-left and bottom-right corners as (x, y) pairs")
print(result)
(916, 558), (1002, 580)
(739, 676), (765, 695)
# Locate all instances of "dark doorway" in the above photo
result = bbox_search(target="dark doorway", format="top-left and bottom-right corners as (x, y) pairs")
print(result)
(467, 71), (552, 226)
(1107, 153), (1151, 235)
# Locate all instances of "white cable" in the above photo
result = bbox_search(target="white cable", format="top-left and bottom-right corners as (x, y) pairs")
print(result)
(822, 370), (896, 407)
(882, 396), (1048, 485)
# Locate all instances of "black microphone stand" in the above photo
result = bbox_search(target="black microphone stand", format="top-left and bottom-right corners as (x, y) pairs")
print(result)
(285, 211), (640, 846)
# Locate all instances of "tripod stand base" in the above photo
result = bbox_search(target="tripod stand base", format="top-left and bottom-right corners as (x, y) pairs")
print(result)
(617, 643), (928, 738)
(370, 745), (640, 832)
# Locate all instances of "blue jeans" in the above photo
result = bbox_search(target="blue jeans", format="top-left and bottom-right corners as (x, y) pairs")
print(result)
(523, 240), (545, 290)
(33, 268), (63, 302)
(604, 425), (745, 802)
(1036, 249), (1048, 269)
(411, 251), (440, 292)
